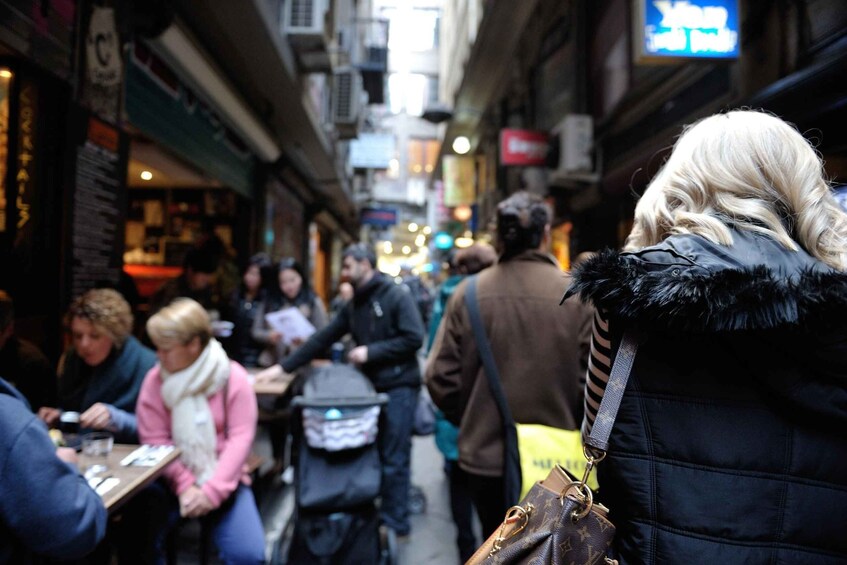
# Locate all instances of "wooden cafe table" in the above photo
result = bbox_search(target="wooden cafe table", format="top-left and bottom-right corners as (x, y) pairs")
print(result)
(248, 367), (297, 397)
(90, 444), (181, 514)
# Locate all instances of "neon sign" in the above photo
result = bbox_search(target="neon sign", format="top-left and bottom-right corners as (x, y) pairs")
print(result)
(636, 0), (739, 62)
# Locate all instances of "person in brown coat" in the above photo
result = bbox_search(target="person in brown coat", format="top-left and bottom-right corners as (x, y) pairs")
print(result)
(425, 191), (593, 538)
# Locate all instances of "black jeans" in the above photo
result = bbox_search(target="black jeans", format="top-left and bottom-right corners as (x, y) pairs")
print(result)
(446, 461), (478, 562)
(464, 471), (507, 540)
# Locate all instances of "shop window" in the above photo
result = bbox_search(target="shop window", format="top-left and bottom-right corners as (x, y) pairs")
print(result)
(124, 188), (239, 267)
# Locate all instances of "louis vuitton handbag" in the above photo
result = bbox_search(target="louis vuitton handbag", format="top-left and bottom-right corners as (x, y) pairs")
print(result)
(465, 276), (640, 565)
(465, 462), (615, 565)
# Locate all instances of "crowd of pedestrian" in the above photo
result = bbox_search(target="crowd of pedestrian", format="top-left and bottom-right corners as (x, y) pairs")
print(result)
(1, 109), (846, 565)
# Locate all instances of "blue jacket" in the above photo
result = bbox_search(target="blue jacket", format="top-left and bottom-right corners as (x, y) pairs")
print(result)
(58, 335), (156, 442)
(428, 274), (464, 461)
(568, 228), (847, 564)
(0, 378), (106, 563)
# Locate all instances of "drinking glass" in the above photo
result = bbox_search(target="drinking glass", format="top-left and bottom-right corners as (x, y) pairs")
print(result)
(81, 432), (114, 477)
(59, 411), (81, 450)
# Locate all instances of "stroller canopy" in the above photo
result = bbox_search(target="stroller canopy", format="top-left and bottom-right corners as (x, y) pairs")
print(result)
(294, 364), (388, 408)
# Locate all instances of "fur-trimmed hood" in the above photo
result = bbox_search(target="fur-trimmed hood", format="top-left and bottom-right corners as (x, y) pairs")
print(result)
(564, 229), (847, 332)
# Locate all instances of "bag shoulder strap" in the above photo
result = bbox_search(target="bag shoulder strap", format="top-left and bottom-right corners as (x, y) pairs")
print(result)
(465, 276), (514, 428)
(467, 273), (640, 456)
(466, 275), (522, 504)
(585, 330), (640, 452)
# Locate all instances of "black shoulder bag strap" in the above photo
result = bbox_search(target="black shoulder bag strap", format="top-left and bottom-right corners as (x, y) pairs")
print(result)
(465, 275), (522, 506)
(468, 274), (641, 501)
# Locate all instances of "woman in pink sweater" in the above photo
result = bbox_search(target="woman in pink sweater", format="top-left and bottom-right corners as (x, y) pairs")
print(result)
(137, 298), (264, 564)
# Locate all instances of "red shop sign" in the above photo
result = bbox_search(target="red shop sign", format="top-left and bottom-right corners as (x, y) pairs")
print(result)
(499, 129), (549, 166)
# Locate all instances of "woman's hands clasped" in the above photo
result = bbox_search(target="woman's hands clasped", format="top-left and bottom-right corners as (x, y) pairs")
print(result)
(179, 485), (215, 518)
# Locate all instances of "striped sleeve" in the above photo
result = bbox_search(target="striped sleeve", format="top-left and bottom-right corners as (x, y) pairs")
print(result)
(581, 310), (611, 440)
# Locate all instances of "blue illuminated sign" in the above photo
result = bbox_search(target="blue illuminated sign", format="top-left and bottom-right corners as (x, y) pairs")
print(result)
(361, 207), (398, 228)
(638, 0), (739, 61)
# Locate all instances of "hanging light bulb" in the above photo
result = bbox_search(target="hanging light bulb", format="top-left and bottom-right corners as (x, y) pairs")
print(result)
(452, 136), (471, 154)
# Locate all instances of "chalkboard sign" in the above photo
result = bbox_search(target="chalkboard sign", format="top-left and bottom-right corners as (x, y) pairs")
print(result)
(69, 110), (128, 299)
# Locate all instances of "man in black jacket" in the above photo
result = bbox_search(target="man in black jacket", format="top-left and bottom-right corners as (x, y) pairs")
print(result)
(259, 243), (424, 537)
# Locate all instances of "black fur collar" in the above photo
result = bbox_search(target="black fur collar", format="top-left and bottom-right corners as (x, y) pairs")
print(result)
(565, 248), (847, 332)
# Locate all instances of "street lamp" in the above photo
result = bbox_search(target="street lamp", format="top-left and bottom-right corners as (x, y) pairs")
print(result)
(453, 205), (472, 222)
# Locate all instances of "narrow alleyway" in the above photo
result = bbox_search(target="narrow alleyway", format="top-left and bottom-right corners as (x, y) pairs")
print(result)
(401, 436), (465, 565)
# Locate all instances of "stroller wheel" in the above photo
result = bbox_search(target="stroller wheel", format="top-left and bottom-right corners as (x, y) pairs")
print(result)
(408, 484), (427, 515)
(379, 524), (398, 565)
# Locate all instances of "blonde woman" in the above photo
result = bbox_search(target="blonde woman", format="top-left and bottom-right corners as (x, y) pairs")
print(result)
(38, 288), (156, 443)
(136, 298), (264, 564)
(567, 110), (847, 564)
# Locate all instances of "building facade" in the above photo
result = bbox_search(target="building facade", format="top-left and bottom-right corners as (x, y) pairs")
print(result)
(434, 0), (847, 266)
(1, 0), (382, 356)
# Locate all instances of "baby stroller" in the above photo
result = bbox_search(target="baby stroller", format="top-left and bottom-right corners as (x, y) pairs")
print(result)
(283, 363), (396, 565)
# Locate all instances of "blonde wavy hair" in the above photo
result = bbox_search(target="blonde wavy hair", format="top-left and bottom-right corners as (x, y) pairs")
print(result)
(66, 288), (133, 347)
(625, 110), (847, 271)
(146, 298), (212, 350)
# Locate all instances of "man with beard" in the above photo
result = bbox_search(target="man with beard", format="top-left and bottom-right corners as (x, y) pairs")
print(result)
(258, 242), (424, 538)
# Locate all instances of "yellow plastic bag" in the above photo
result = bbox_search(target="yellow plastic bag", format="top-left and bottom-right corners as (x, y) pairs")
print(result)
(516, 423), (598, 498)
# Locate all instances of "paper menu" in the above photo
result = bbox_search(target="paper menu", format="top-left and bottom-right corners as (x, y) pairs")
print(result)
(264, 307), (316, 346)
(119, 444), (176, 467)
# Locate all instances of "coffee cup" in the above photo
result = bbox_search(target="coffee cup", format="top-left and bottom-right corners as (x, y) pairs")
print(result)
(59, 411), (81, 435)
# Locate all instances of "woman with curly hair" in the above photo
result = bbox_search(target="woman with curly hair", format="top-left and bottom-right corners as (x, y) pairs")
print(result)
(38, 288), (157, 443)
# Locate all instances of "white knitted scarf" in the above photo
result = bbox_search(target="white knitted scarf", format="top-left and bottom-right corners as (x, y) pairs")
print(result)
(160, 338), (230, 485)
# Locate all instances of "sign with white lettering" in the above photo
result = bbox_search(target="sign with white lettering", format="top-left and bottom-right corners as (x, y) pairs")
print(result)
(70, 111), (129, 298)
(635, 0), (739, 63)
(349, 133), (396, 169)
(499, 129), (550, 166)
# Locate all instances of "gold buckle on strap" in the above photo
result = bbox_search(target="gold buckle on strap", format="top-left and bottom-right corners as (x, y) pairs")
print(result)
(489, 502), (534, 556)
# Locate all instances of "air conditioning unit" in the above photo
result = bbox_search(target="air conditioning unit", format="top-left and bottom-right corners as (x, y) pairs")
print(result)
(283, 0), (327, 35)
(332, 67), (364, 139)
(548, 114), (599, 186)
(282, 0), (331, 72)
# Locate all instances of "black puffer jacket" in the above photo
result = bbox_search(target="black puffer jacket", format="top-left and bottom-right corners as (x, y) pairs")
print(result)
(567, 228), (847, 564)
(282, 272), (424, 390)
